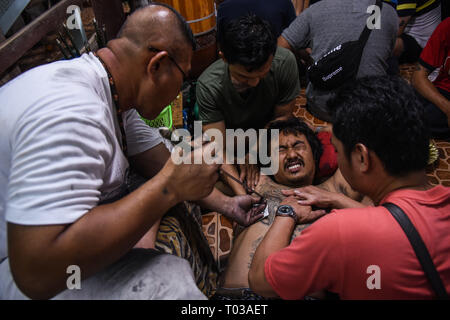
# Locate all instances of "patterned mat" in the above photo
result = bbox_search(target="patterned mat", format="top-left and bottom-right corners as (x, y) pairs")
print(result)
(202, 211), (234, 272)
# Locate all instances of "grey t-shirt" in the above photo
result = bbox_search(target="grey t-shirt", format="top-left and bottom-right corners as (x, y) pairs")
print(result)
(282, 0), (398, 121)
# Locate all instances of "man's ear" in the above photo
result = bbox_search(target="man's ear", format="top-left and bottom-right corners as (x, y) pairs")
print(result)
(352, 143), (370, 173)
(147, 51), (168, 76)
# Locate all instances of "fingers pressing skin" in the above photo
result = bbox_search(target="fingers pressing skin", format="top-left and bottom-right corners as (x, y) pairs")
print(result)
(293, 189), (316, 206)
(255, 169), (260, 187)
(282, 186), (332, 208)
(310, 209), (327, 220)
(281, 189), (295, 197)
(280, 196), (328, 224)
(239, 164), (247, 182)
(251, 171), (255, 190)
(239, 164), (260, 191)
(247, 165), (254, 190)
(251, 195), (264, 203)
(248, 164), (260, 189)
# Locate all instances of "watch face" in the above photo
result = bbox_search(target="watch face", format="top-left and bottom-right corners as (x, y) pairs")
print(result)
(276, 205), (297, 222)
(278, 205), (293, 214)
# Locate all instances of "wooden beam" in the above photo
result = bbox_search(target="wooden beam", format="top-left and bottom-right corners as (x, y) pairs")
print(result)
(0, 0), (84, 76)
(91, 0), (125, 43)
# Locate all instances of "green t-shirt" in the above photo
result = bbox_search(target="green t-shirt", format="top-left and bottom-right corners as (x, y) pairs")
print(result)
(196, 47), (300, 130)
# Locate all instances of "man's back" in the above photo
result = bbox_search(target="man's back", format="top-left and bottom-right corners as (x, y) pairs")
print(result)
(280, 0), (398, 121)
(282, 0), (398, 78)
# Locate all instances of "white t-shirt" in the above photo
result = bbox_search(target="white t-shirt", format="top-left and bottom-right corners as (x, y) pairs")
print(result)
(404, 5), (441, 48)
(0, 53), (163, 260)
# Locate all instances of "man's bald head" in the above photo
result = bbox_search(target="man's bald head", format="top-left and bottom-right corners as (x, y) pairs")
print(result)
(100, 3), (195, 118)
(118, 3), (196, 54)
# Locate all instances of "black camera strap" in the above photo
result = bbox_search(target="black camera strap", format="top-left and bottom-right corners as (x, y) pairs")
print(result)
(383, 202), (448, 299)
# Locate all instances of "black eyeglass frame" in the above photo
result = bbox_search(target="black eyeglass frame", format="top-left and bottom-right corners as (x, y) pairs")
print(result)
(148, 46), (188, 81)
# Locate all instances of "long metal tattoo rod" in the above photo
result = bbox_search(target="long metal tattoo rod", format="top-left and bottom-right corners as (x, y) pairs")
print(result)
(171, 131), (265, 200)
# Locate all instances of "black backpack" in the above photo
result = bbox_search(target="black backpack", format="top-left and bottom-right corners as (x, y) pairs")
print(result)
(307, 0), (382, 91)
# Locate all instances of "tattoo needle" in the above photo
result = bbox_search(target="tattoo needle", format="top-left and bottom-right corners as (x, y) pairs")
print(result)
(220, 169), (265, 199)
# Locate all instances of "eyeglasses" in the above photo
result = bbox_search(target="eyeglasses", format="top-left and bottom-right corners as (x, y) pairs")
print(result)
(148, 46), (188, 81)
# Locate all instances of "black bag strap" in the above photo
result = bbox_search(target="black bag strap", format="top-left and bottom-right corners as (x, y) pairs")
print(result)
(383, 202), (449, 299)
(358, 0), (383, 45)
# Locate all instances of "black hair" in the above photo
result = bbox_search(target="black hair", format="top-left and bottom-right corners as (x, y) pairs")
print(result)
(267, 117), (323, 171)
(218, 14), (276, 72)
(329, 76), (430, 177)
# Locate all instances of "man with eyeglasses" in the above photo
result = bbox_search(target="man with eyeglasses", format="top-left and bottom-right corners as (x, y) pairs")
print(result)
(0, 4), (265, 300)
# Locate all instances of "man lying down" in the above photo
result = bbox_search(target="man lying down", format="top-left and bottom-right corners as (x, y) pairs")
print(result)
(213, 117), (373, 300)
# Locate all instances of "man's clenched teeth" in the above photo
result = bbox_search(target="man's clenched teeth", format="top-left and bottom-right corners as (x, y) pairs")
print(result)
(285, 159), (304, 174)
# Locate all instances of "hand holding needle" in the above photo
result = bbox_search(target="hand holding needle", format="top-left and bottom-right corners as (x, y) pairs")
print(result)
(220, 168), (265, 199)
